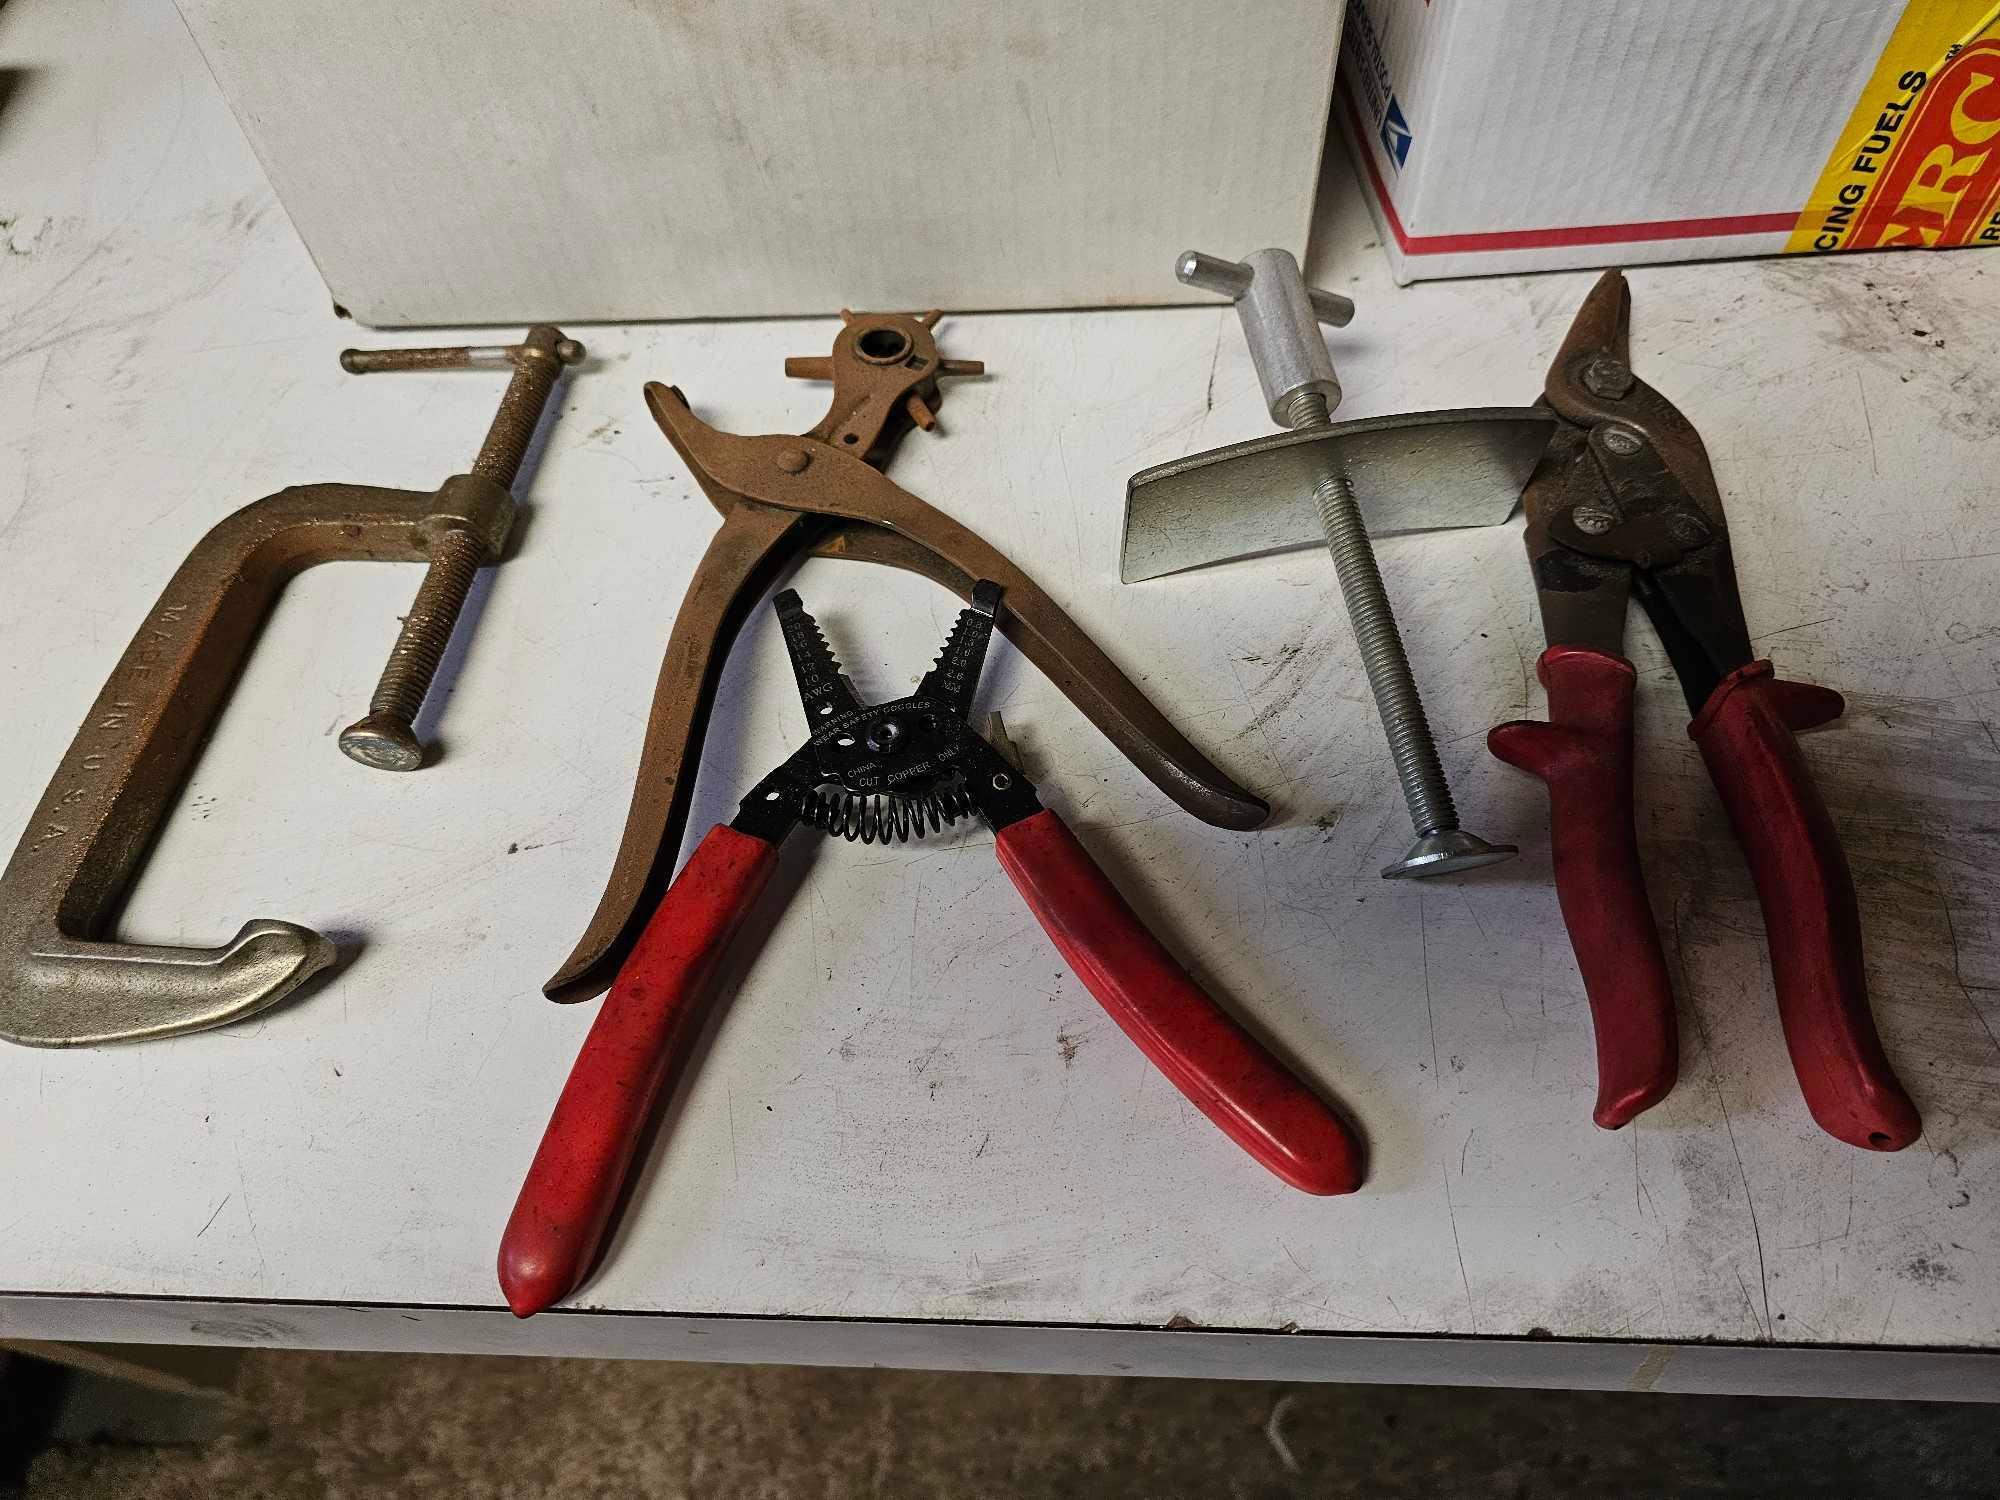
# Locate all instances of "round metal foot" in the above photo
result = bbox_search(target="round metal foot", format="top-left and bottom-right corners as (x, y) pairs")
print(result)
(338, 713), (424, 772)
(1381, 829), (1517, 880)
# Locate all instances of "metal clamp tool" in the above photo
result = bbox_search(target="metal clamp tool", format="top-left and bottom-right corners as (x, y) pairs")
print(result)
(1123, 249), (1554, 876)
(0, 326), (581, 1046)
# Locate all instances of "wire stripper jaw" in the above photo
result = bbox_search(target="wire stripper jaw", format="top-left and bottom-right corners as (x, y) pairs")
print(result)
(735, 582), (1039, 846)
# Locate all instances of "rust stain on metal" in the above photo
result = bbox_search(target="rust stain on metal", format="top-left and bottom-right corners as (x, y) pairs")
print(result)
(0, 329), (582, 1046)
(546, 310), (1270, 1004)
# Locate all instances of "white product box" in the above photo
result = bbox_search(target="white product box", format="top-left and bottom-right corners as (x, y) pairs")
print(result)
(1338, 0), (2000, 282)
(176, 1), (1343, 326)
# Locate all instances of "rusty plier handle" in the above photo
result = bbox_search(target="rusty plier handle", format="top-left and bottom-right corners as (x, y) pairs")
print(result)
(545, 311), (1268, 1002)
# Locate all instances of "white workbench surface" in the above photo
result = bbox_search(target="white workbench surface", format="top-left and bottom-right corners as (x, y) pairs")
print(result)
(3, 0), (1997, 1399)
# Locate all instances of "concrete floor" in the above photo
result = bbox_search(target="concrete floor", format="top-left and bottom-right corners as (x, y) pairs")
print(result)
(10, 1350), (2000, 1498)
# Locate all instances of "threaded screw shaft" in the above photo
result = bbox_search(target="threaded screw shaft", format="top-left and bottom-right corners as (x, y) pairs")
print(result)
(1179, 246), (1509, 876)
(337, 326), (581, 772)
(472, 340), (567, 487)
(339, 530), (485, 772)
(369, 529), (484, 721)
(1282, 388), (1458, 838)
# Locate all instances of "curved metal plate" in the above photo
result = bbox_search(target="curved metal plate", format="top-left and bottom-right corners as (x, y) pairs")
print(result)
(1120, 406), (1557, 583)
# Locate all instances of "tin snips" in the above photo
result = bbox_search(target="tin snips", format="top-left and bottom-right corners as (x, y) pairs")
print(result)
(1490, 272), (1920, 1151)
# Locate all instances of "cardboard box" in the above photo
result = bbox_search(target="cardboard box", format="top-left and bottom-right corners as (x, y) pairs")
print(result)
(1338, 0), (2000, 282)
(177, 1), (1343, 326)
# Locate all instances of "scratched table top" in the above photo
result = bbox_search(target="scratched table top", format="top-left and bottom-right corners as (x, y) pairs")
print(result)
(2, 0), (1996, 1387)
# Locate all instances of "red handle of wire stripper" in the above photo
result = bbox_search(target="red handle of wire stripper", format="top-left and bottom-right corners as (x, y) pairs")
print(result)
(993, 808), (1364, 1195)
(1689, 661), (1920, 1152)
(499, 824), (779, 1317)
(1488, 646), (1679, 1129)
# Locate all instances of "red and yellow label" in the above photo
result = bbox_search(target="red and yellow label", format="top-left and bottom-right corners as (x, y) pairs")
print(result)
(1788, 3), (2000, 254)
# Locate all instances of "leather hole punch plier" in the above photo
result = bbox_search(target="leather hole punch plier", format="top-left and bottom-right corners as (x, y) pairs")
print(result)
(1489, 271), (1920, 1151)
(499, 584), (1363, 1316)
(544, 309), (1270, 1008)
